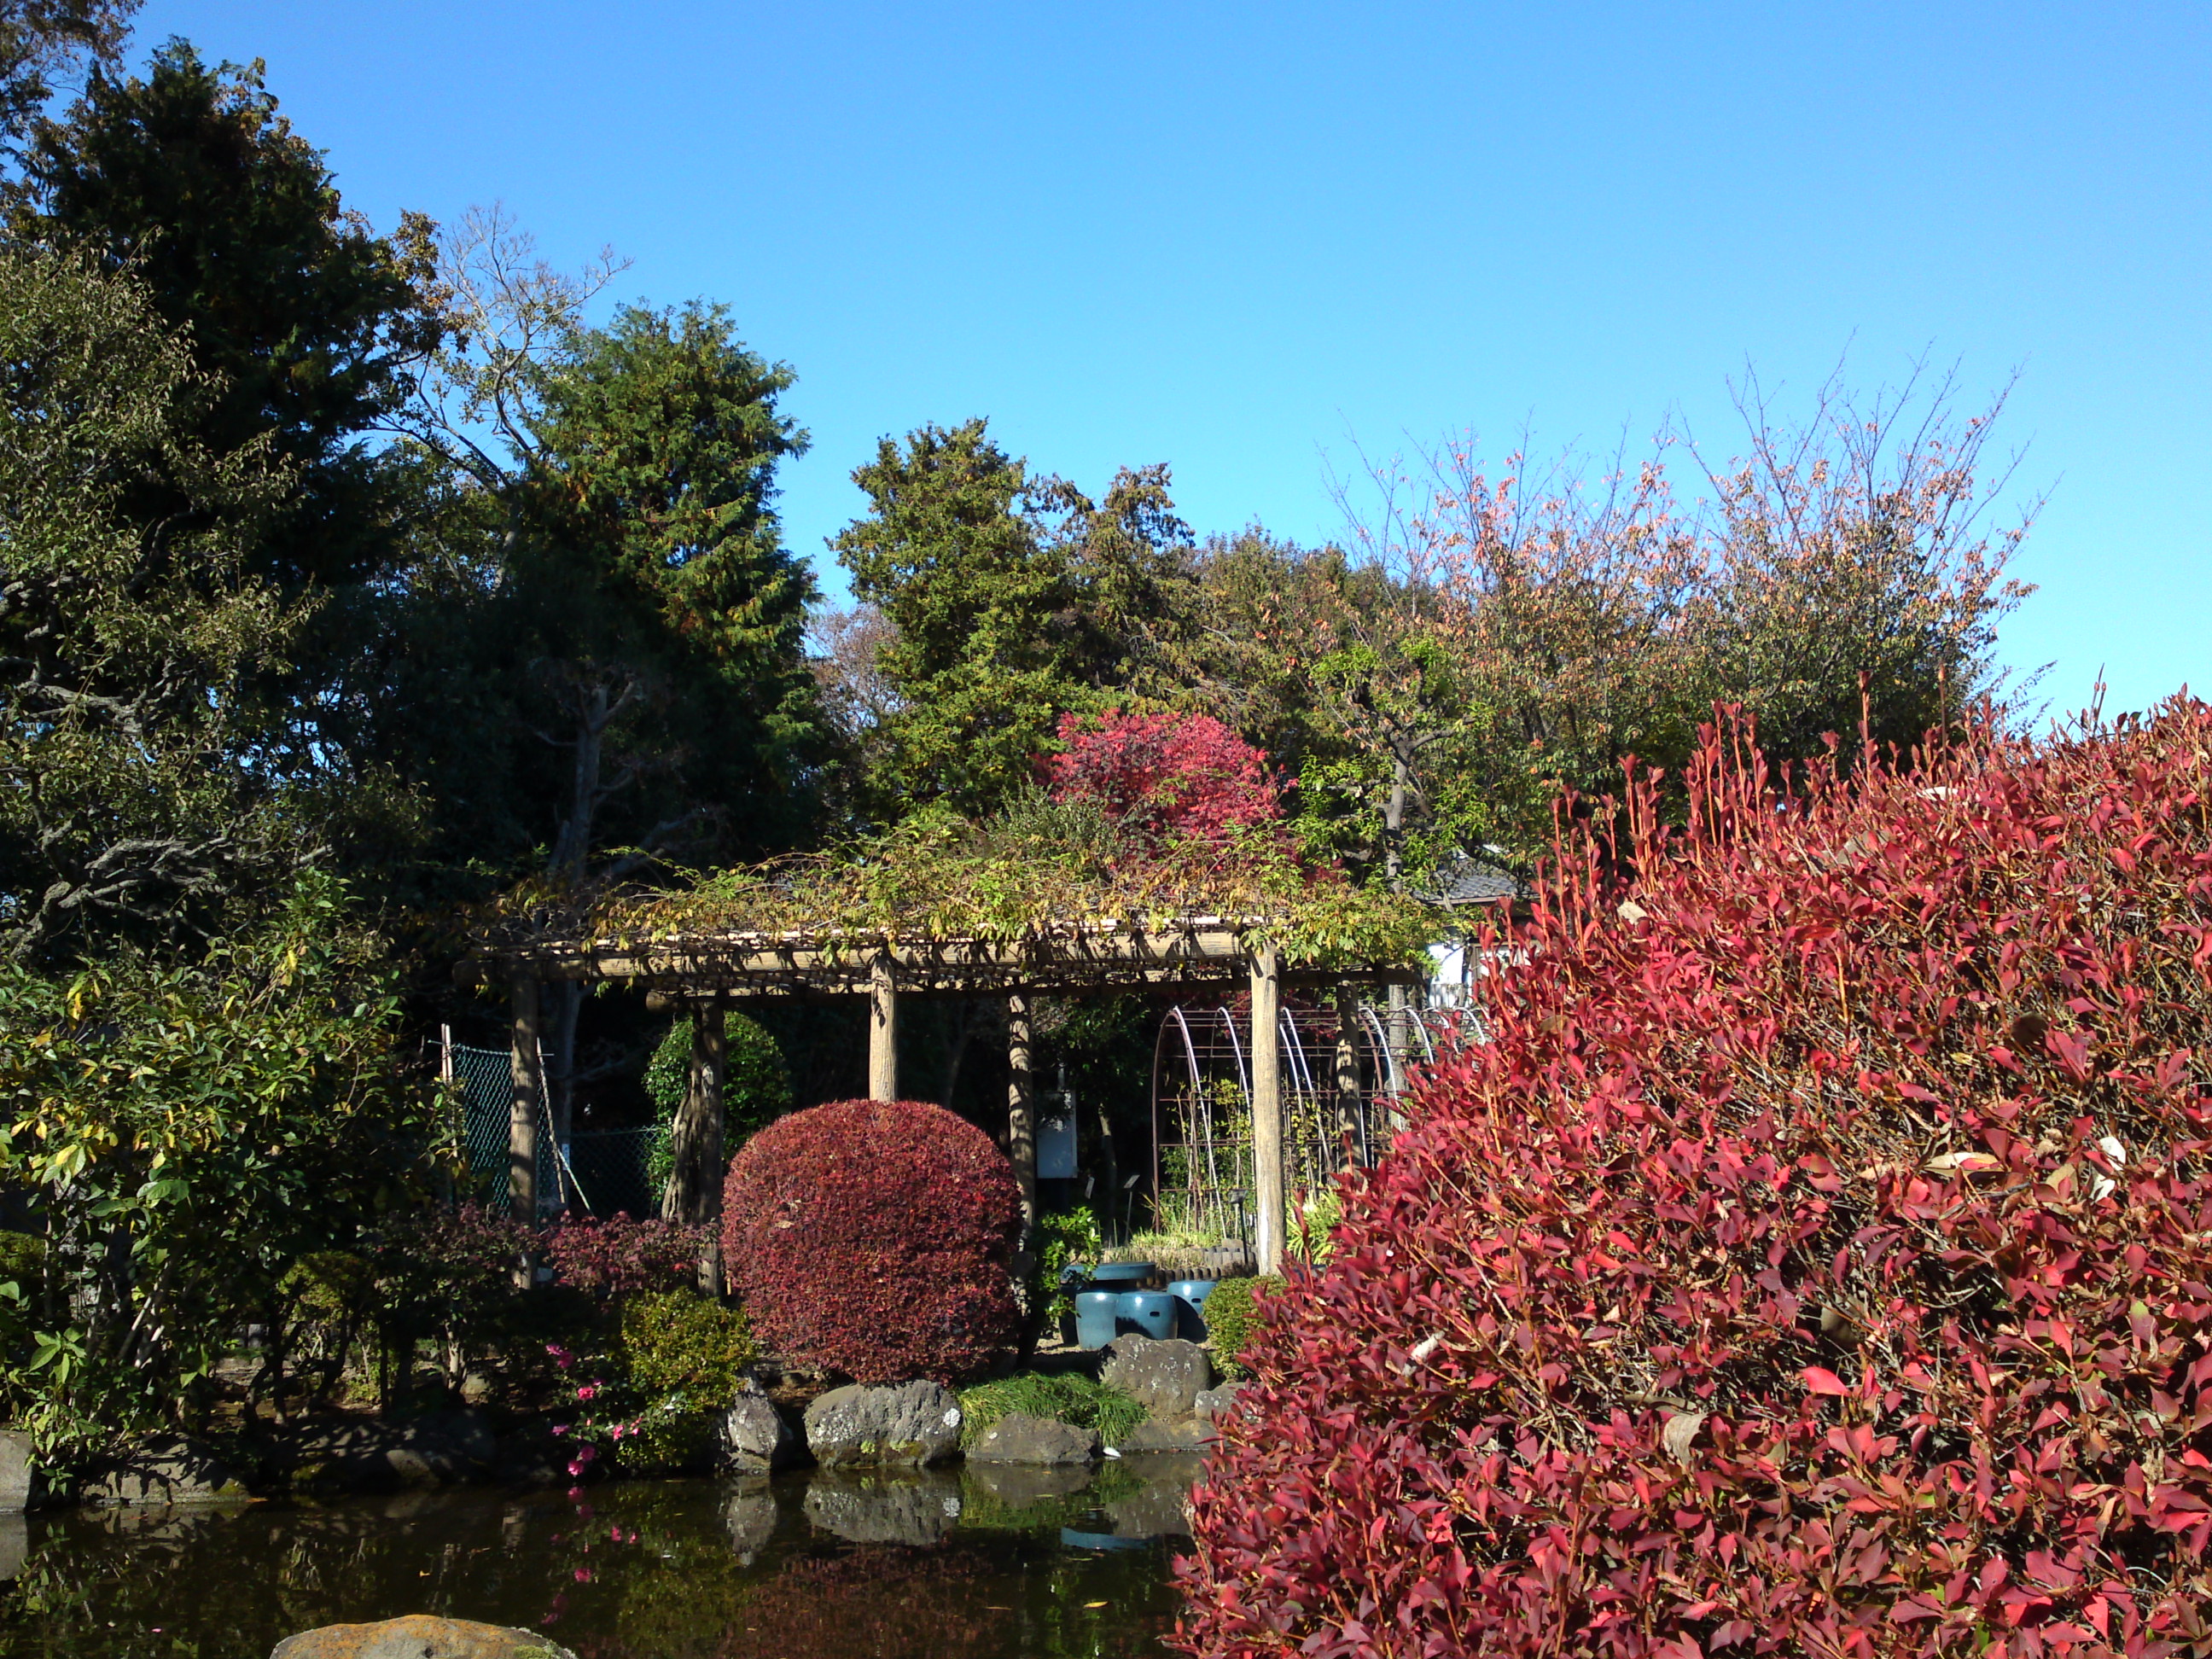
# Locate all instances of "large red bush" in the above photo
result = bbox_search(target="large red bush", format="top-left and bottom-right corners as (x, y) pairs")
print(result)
(1182, 703), (2212, 1659)
(721, 1097), (1021, 1384)
(1045, 708), (1282, 845)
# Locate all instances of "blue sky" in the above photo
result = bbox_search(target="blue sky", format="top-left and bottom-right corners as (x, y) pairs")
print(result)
(131, 1), (2209, 718)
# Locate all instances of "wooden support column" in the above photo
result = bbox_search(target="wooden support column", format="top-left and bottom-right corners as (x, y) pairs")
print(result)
(1006, 993), (1038, 1318)
(665, 1002), (727, 1294)
(508, 976), (543, 1225)
(1335, 983), (1364, 1173)
(1249, 941), (1284, 1275)
(868, 952), (899, 1102)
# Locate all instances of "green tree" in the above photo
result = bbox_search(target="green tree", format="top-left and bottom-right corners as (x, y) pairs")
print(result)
(0, 873), (434, 1455)
(0, 0), (136, 159)
(0, 242), (355, 965)
(12, 40), (438, 591)
(833, 418), (1196, 817)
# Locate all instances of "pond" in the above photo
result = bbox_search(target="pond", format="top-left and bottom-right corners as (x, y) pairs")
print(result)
(0, 1458), (1199, 1659)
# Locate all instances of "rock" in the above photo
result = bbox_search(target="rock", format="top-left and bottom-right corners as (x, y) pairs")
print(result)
(965, 1412), (1099, 1465)
(801, 1469), (963, 1545)
(803, 1381), (963, 1467)
(722, 1385), (802, 1472)
(81, 1435), (247, 1506)
(0, 1514), (25, 1580)
(1100, 1335), (1211, 1419)
(0, 1431), (31, 1512)
(270, 1615), (575, 1658)
(281, 1413), (496, 1493)
(1193, 1381), (1248, 1423)
(724, 1479), (778, 1563)
(1111, 1417), (1215, 1454)
(962, 1460), (1093, 1511)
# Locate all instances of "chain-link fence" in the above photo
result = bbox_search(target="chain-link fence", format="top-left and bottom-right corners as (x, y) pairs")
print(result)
(445, 1043), (661, 1221)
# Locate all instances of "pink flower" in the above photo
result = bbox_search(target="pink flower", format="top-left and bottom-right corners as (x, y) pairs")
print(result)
(550, 1424), (569, 1437)
(575, 1384), (597, 1401)
(573, 1568), (593, 1583)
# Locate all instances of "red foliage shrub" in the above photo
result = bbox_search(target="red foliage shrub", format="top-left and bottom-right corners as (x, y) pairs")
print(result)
(542, 1212), (703, 1296)
(721, 1097), (1022, 1384)
(1045, 708), (1282, 845)
(1182, 703), (2212, 1659)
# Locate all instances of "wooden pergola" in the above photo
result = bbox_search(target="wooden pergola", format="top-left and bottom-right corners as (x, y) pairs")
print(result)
(471, 917), (1421, 1276)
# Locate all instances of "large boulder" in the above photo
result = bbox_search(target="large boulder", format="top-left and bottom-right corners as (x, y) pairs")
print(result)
(1193, 1381), (1248, 1423)
(80, 1435), (247, 1506)
(801, 1469), (963, 1545)
(1113, 1417), (1216, 1454)
(270, 1615), (575, 1658)
(1100, 1334), (1210, 1419)
(803, 1381), (962, 1467)
(965, 1412), (1099, 1465)
(722, 1385), (802, 1473)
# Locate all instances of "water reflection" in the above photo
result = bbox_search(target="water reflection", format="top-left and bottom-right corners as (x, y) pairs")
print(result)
(0, 1458), (1196, 1658)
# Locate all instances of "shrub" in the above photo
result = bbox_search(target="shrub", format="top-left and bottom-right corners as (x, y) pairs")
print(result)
(957, 1369), (1146, 1449)
(1196, 1276), (1279, 1381)
(618, 1289), (756, 1406)
(722, 1097), (1022, 1384)
(370, 1202), (536, 1397)
(543, 1212), (703, 1295)
(1033, 1204), (1101, 1325)
(1182, 704), (2212, 1659)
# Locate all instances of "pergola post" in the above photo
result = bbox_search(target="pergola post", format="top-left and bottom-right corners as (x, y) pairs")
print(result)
(868, 952), (899, 1101)
(1335, 982), (1363, 1172)
(665, 1001), (727, 1293)
(1006, 993), (1038, 1311)
(508, 976), (543, 1225)
(1249, 940), (1284, 1275)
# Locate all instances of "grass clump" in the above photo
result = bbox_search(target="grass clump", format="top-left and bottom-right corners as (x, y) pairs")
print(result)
(957, 1370), (1147, 1449)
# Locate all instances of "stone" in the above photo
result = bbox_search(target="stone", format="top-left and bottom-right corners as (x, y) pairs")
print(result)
(1100, 1334), (1211, 1419)
(270, 1615), (576, 1659)
(81, 1435), (248, 1506)
(802, 1380), (963, 1467)
(0, 1431), (32, 1512)
(722, 1385), (802, 1472)
(1111, 1417), (1215, 1454)
(801, 1470), (963, 1545)
(964, 1412), (1099, 1466)
(1193, 1381), (1248, 1423)
(281, 1412), (496, 1493)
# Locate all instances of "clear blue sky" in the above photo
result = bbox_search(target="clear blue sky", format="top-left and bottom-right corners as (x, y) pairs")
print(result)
(132, 1), (2208, 718)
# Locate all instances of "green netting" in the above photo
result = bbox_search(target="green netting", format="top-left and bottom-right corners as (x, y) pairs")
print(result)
(446, 1045), (659, 1220)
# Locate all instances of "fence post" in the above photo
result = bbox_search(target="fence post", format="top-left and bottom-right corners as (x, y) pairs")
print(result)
(1249, 940), (1284, 1275)
(508, 976), (542, 1228)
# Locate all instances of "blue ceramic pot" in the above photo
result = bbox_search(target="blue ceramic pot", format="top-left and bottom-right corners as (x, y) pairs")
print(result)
(1086, 1261), (1154, 1287)
(1116, 1290), (1177, 1341)
(1167, 1278), (1216, 1341)
(1074, 1289), (1121, 1350)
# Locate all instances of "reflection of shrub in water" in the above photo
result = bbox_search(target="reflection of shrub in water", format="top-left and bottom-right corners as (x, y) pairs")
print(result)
(715, 1545), (1010, 1659)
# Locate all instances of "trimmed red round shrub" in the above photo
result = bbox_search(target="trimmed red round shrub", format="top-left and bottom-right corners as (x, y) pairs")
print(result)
(1182, 705), (2212, 1659)
(721, 1097), (1021, 1384)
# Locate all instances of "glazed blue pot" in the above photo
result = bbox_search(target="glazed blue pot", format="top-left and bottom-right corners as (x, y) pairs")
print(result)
(1074, 1289), (1121, 1350)
(1167, 1278), (1216, 1341)
(1086, 1261), (1154, 1287)
(1116, 1290), (1177, 1341)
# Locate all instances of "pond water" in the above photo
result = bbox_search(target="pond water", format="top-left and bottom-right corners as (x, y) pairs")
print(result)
(0, 1458), (1197, 1659)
